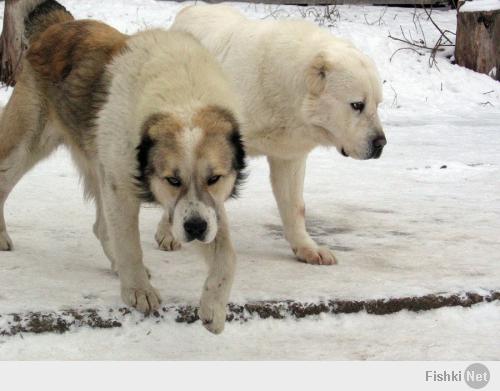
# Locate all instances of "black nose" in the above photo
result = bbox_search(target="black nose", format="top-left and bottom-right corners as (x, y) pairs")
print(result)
(184, 217), (208, 241)
(371, 135), (387, 159)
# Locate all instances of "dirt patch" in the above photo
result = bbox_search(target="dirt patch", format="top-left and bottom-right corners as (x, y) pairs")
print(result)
(1, 291), (498, 336)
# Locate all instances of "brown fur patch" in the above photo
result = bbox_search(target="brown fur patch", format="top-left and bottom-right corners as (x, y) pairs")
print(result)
(143, 113), (184, 141)
(142, 112), (185, 175)
(26, 20), (128, 153)
(193, 105), (246, 198)
(192, 105), (237, 135)
(135, 113), (185, 201)
(27, 20), (126, 83)
(136, 108), (245, 204)
(192, 105), (239, 169)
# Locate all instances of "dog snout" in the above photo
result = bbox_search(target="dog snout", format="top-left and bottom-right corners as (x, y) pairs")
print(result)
(184, 217), (208, 241)
(371, 135), (386, 159)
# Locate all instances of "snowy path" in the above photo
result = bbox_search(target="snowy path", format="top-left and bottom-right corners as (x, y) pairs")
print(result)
(1, 303), (499, 360)
(0, 1), (499, 359)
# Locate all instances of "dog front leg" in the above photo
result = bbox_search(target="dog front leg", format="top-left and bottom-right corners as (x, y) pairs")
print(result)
(0, 193), (12, 251)
(155, 210), (182, 251)
(197, 206), (235, 334)
(268, 156), (337, 265)
(100, 181), (161, 313)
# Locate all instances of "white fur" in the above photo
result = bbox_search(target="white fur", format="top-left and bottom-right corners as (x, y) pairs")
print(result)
(171, 5), (386, 265)
(95, 30), (238, 332)
(171, 187), (218, 244)
(182, 127), (203, 166)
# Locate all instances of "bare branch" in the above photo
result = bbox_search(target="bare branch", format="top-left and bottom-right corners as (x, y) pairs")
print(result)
(388, 6), (455, 70)
(389, 46), (425, 62)
(423, 7), (453, 44)
(364, 6), (387, 26)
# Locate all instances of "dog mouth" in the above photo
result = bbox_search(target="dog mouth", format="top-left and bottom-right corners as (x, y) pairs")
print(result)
(372, 148), (383, 159)
(341, 148), (348, 157)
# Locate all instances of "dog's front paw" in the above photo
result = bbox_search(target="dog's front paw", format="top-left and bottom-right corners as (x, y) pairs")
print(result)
(0, 231), (13, 251)
(155, 229), (182, 252)
(294, 245), (337, 265)
(199, 295), (227, 334)
(121, 283), (161, 314)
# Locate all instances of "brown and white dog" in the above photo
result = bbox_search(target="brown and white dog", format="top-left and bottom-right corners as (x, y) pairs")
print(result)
(0, 0), (246, 334)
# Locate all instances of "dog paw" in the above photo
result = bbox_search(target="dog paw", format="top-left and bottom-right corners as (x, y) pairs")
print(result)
(155, 229), (182, 252)
(121, 283), (161, 314)
(199, 296), (227, 334)
(294, 245), (337, 265)
(0, 231), (13, 251)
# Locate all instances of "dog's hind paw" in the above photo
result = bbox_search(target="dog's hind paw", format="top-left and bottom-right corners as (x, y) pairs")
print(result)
(121, 283), (162, 314)
(155, 229), (182, 252)
(0, 231), (13, 251)
(294, 245), (337, 265)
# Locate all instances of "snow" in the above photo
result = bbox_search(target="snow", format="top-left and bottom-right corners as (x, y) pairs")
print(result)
(460, 0), (500, 12)
(1, 0), (500, 359)
(1, 303), (499, 360)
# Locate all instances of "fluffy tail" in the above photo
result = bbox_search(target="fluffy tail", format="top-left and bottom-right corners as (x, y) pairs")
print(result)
(0, 0), (73, 86)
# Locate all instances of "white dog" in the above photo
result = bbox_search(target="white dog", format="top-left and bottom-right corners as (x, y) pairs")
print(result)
(161, 4), (386, 265)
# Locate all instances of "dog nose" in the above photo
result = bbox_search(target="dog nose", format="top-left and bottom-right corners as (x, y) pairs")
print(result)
(184, 217), (208, 241)
(373, 135), (387, 149)
(371, 135), (387, 158)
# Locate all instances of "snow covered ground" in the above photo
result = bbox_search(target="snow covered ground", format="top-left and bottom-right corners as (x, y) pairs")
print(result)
(0, 0), (499, 360)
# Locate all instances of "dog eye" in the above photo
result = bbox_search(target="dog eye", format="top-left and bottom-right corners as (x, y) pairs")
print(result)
(207, 175), (222, 186)
(351, 102), (365, 112)
(165, 176), (182, 187)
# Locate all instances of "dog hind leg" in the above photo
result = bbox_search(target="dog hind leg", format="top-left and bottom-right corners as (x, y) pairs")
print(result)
(0, 84), (61, 251)
(92, 186), (119, 272)
(69, 153), (120, 274)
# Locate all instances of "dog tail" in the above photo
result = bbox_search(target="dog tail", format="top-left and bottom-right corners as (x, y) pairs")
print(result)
(24, 0), (74, 40)
(0, 0), (73, 86)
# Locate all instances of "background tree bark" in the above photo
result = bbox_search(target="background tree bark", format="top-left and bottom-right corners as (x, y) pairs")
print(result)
(456, 3), (500, 81)
(0, 0), (44, 86)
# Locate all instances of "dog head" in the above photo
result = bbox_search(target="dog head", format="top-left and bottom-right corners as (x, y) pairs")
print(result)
(303, 48), (386, 160)
(136, 106), (246, 243)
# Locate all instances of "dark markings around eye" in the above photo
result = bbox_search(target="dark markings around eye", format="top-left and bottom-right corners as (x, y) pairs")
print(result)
(165, 176), (182, 187)
(207, 175), (221, 186)
(351, 102), (365, 112)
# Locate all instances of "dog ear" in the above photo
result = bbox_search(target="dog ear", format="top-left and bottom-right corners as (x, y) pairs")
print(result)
(306, 52), (332, 96)
(141, 112), (182, 140)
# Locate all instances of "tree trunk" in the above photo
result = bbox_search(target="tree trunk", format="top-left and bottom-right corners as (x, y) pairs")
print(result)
(0, 0), (44, 86)
(455, 3), (500, 81)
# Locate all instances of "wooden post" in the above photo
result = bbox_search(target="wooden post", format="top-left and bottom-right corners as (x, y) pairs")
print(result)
(0, 0), (45, 86)
(455, 1), (500, 81)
